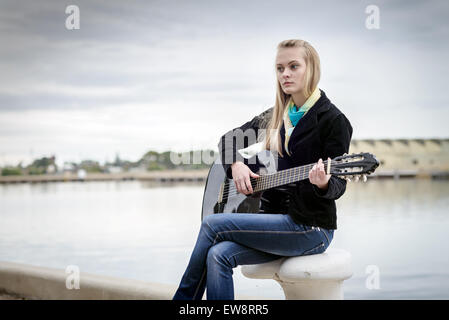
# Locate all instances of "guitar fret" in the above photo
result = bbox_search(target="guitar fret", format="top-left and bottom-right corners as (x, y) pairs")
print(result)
(276, 171), (284, 186)
(294, 167), (298, 182)
(295, 167), (298, 183)
(289, 167), (293, 184)
(268, 173), (273, 190)
(289, 167), (295, 185)
(276, 169), (281, 188)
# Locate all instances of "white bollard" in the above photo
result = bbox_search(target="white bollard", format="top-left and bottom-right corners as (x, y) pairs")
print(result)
(241, 248), (353, 300)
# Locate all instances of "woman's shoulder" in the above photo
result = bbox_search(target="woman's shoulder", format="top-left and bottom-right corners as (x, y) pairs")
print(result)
(318, 92), (350, 123)
(317, 94), (353, 135)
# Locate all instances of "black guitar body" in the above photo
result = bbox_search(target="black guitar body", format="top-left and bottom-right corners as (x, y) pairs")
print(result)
(200, 157), (262, 222)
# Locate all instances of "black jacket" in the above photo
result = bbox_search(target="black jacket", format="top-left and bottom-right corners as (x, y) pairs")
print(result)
(218, 89), (353, 229)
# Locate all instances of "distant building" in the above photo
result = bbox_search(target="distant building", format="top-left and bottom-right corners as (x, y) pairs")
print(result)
(46, 164), (56, 174)
(62, 162), (76, 173)
(107, 166), (123, 174)
(77, 169), (86, 180)
(128, 164), (147, 173)
(348, 138), (449, 175)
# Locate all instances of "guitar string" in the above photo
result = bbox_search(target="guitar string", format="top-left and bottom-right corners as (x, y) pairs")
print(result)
(219, 158), (357, 199)
(220, 160), (337, 199)
(220, 159), (343, 199)
(220, 162), (325, 199)
(221, 161), (329, 197)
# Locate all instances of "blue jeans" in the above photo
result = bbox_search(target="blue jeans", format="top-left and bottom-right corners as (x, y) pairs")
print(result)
(173, 213), (334, 300)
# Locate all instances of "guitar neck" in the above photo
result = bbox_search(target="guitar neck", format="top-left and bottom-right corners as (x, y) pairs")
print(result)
(251, 159), (330, 192)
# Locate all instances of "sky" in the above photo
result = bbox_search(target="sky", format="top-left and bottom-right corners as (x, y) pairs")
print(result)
(0, 0), (448, 167)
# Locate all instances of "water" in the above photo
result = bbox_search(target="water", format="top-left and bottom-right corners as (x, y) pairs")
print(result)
(1, 179), (448, 299)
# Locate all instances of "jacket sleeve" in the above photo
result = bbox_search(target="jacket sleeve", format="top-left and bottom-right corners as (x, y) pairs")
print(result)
(312, 113), (353, 200)
(218, 107), (273, 179)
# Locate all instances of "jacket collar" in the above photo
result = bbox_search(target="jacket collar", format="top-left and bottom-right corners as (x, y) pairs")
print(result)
(280, 89), (331, 152)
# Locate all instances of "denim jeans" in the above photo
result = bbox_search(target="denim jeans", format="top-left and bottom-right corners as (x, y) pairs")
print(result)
(173, 213), (334, 300)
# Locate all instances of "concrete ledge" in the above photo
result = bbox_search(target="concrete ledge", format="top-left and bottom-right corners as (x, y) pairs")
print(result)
(0, 261), (176, 300)
(0, 261), (259, 300)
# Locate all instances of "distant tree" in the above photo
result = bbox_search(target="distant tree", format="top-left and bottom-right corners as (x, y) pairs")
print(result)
(1, 167), (22, 176)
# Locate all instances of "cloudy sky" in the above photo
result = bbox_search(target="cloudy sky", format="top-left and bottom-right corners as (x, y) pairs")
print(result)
(0, 0), (448, 167)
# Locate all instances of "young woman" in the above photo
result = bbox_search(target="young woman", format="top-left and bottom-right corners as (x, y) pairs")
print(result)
(173, 39), (353, 300)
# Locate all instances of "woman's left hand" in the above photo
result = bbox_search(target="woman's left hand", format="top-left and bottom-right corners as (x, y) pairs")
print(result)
(309, 158), (331, 190)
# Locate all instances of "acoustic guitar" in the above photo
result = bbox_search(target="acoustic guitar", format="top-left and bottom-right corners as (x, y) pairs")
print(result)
(201, 150), (379, 221)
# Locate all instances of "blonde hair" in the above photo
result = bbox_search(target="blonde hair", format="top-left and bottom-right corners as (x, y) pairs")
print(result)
(261, 39), (321, 157)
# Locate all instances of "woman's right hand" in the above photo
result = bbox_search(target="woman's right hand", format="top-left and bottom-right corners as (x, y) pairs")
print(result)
(231, 161), (260, 195)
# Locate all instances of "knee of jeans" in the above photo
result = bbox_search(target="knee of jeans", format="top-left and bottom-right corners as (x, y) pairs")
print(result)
(207, 243), (235, 269)
(202, 214), (225, 231)
(207, 245), (225, 267)
(201, 214), (214, 231)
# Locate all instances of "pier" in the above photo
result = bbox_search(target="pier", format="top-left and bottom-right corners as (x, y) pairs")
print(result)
(0, 169), (210, 184)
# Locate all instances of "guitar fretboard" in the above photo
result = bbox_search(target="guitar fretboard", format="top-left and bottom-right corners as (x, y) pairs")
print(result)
(251, 159), (330, 193)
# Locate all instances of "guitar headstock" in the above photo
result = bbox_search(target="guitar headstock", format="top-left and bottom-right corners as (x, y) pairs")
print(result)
(329, 152), (379, 182)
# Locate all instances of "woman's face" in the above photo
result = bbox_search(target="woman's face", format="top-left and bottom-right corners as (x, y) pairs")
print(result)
(275, 47), (307, 95)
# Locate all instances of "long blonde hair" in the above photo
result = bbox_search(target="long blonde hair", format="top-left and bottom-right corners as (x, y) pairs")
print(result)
(261, 39), (321, 157)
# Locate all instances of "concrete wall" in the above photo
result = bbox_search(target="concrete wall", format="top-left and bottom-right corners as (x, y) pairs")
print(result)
(0, 261), (176, 300)
(0, 261), (258, 300)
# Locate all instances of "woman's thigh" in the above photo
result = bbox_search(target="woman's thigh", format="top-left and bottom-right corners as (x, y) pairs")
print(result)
(202, 213), (325, 257)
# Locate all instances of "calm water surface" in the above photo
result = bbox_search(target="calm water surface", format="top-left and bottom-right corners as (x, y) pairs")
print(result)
(1, 179), (448, 299)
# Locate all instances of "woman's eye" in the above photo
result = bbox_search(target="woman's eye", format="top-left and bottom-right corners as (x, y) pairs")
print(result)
(291, 65), (299, 69)
(277, 67), (283, 72)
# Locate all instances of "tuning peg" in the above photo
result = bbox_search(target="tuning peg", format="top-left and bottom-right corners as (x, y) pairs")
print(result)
(362, 174), (367, 182)
(345, 176), (352, 182)
(354, 175), (360, 182)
